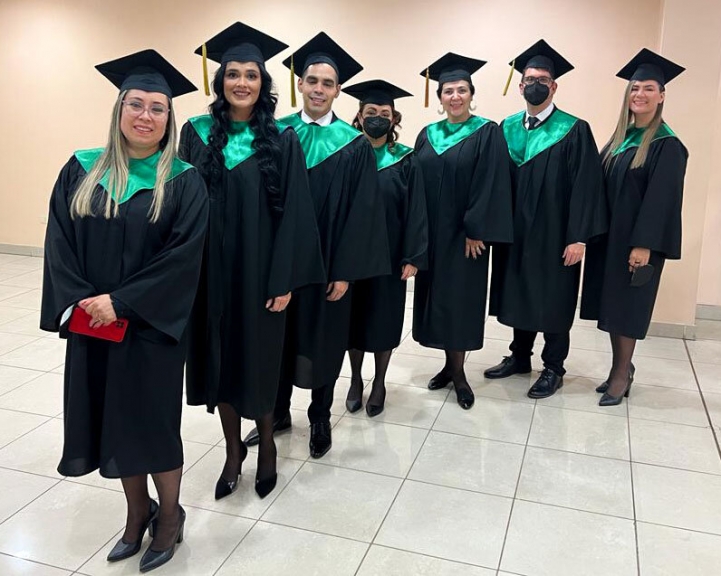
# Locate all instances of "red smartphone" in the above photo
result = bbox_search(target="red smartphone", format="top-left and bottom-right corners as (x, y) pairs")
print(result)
(68, 307), (128, 343)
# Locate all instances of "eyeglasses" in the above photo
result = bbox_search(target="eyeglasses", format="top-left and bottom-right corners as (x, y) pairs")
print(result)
(122, 100), (170, 118)
(521, 76), (554, 87)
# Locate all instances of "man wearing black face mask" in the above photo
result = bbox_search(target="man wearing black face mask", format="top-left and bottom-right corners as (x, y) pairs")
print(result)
(488, 40), (607, 399)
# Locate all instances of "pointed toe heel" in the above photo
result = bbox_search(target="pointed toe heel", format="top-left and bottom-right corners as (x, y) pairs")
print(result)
(214, 475), (239, 500)
(255, 474), (278, 499)
(139, 507), (185, 573)
(107, 499), (159, 563)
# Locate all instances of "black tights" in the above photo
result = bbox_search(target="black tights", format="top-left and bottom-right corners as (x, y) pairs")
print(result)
(218, 403), (276, 484)
(439, 350), (471, 394)
(120, 467), (182, 552)
(348, 349), (392, 405)
(607, 333), (636, 396)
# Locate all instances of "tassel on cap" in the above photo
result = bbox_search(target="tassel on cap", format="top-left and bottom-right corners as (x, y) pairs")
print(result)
(201, 43), (210, 96)
(503, 59), (515, 96)
(290, 54), (297, 108)
(424, 67), (430, 108)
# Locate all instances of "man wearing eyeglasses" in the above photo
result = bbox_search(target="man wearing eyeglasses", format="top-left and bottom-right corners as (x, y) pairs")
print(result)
(487, 40), (607, 399)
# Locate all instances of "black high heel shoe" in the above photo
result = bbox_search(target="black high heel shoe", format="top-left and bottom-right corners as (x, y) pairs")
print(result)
(596, 363), (635, 393)
(345, 376), (364, 413)
(139, 506), (186, 573)
(366, 384), (386, 418)
(599, 374), (634, 406)
(454, 380), (475, 410)
(428, 370), (452, 391)
(255, 474), (278, 499)
(215, 443), (248, 500)
(107, 499), (159, 562)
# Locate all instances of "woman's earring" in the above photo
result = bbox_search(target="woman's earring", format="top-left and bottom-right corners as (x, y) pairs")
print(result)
(469, 101), (477, 111)
(437, 106), (445, 115)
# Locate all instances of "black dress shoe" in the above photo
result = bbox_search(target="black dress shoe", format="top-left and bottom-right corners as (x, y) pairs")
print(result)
(527, 368), (563, 399)
(596, 363), (635, 393)
(454, 382), (475, 410)
(366, 387), (386, 418)
(243, 412), (292, 447)
(428, 370), (452, 390)
(139, 506), (185, 573)
(107, 500), (159, 562)
(309, 421), (332, 459)
(484, 356), (532, 379)
(599, 374), (634, 406)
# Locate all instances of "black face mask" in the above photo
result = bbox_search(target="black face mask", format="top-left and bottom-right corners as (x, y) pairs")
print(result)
(363, 116), (392, 139)
(523, 82), (550, 106)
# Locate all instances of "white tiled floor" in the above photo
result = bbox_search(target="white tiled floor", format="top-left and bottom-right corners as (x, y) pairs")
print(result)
(1, 255), (721, 575)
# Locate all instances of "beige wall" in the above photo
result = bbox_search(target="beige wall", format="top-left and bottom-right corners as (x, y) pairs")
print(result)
(0, 0), (717, 325)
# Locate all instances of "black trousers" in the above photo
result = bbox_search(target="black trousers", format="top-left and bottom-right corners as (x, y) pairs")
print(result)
(510, 329), (570, 376)
(274, 378), (334, 424)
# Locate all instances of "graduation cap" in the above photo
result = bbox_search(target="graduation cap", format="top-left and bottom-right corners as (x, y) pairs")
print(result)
(282, 32), (363, 106)
(95, 49), (197, 99)
(419, 53), (487, 107)
(503, 40), (573, 95)
(616, 48), (685, 86)
(194, 22), (289, 96)
(342, 79), (413, 107)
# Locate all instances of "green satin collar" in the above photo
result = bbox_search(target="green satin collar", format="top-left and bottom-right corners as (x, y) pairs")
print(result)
(426, 115), (490, 156)
(374, 142), (413, 171)
(188, 114), (290, 170)
(278, 113), (362, 169)
(503, 108), (578, 166)
(612, 122), (677, 156)
(74, 148), (193, 204)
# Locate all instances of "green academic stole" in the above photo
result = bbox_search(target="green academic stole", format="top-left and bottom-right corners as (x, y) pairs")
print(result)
(374, 142), (413, 171)
(612, 122), (677, 156)
(503, 108), (578, 167)
(74, 148), (193, 204)
(278, 114), (362, 169)
(188, 114), (289, 170)
(426, 116), (490, 156)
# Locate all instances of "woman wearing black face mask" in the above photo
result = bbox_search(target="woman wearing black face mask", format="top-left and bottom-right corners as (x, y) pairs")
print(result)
(343, 80), (428, 417)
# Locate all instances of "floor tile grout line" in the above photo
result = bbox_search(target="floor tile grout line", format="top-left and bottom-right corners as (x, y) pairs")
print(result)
(352, 387), (451, 576)
(684, 339), (721, 461)
(0, 477), (63, 529)
(626, 394), (642, 576)
(0, 414), (55, 451)
(211, 517), (261, 576)
(496, 401), (537, 573)
(0, 551), (75, 573)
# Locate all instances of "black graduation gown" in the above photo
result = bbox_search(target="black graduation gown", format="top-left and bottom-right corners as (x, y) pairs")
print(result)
(413, 120), (513, 351)
(280, 115), (391, 389)
(180, 121), (325, 419)
(41, 155), (208, 478)
(580, 135), (687, 339)
(489, 111), (607, 334)
(349, 149), (428, 352)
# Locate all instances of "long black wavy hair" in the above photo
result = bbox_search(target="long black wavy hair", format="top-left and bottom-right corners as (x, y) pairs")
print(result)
(201, 61), (283, 217)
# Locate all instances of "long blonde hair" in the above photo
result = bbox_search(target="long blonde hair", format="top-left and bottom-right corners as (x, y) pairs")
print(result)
(70, 90), (177, 223)
(603, 81), (665, 170)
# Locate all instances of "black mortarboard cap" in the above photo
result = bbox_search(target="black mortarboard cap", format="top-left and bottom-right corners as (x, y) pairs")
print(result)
(421, 52), (487, 85)
(282, 32), (363, 85)
(195, 22), (288, 65)
(511, 39), (574, 79)
(342, 79), (413, 107)
(616, 48), (685, 86)
(95, 49), (197, 99)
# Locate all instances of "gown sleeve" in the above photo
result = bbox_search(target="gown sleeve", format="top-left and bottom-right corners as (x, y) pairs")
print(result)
(40, 157), (99, 331)
(267, 128), (326, 297)
(629, 137), (687, 259)
(110, 169), (209, 342)
(328, 137), (391, 282)
(564, 121), (608, 244)
(463, 123), (514, 244)
(400, 155), (429, 270)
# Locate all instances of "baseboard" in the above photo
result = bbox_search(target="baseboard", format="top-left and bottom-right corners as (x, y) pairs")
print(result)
(647, 321), (696, 340)
(697, 304), (721, 322)
(0, 244), (43, 257)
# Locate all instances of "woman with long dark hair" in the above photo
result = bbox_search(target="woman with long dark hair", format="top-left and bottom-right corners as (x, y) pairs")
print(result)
(413, 53), (513, 410)
(181, 23), (324, 500)
(581, 50), (687, 406)
(343, 80), (428, 417)
(41, 50), (207, 572)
